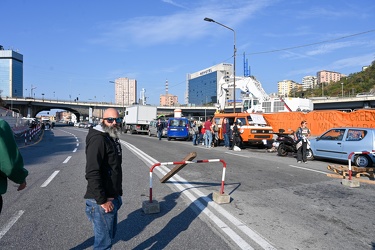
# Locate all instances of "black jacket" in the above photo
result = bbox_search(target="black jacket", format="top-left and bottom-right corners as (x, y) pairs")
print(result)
(84, 125), (123, 204)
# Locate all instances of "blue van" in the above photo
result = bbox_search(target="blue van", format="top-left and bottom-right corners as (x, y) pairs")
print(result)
(167, 117), (192, 141)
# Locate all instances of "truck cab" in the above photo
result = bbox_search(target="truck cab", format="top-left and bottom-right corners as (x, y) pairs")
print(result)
(213, 113), (273, 148)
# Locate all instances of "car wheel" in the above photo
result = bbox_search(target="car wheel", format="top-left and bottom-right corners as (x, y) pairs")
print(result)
(306, 149), (314, 160)
(167, 137), (171, 141)
(277, 144), (288, 156)
(354, 154), (372, 168)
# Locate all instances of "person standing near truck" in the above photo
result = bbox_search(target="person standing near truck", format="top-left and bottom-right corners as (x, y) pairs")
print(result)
(204, 116), (213, 148)
(222, 118), (231, 149)
(156, 119), (164, 140)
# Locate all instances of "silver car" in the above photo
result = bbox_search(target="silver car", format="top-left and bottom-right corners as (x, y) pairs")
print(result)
(309, 127), (375, 167)
(148, 120), (167, 137)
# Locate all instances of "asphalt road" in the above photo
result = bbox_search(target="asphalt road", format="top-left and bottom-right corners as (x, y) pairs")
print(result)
(1, 125), (375, 250)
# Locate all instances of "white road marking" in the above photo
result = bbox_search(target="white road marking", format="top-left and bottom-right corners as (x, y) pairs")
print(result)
(288, 164), (327, 174)
(63, 156), (72, 163)
(73, 148), (77, 152)
(225, 152), (328, 175)
(0, 210), (25, 240)
(121, 140), (276, 250)
(41, 171), (60, 188)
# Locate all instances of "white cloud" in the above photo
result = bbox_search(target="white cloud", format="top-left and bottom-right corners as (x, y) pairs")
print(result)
(89, 0), (273, 48)
(162, 0), (188, 9)
(329, 53), (375, 70)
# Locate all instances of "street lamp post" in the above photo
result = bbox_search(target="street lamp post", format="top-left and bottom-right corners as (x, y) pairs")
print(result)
(42, 93), (45, 101)
(204, 17), (236, 113)
(341, 82), (344, 97)
(31, 85), (37, 99)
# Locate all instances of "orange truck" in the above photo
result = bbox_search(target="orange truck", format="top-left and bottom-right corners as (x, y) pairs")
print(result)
(213, 113), (274, 148)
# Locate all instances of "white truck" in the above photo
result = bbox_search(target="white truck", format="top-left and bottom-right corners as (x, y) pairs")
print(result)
(123, 105), (157, 134)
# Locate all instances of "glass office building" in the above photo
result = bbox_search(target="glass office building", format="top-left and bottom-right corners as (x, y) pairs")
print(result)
(187, 63), (232, 105)
(0, 48), (23, 98)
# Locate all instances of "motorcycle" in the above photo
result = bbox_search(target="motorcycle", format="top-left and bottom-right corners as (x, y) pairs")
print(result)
(274, 129), (313, 159)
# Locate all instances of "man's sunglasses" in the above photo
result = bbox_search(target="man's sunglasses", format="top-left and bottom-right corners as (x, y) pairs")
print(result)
(103, 117), (122, 123)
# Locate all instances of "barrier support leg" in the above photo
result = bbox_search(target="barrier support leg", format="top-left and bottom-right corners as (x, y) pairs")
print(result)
(142, 200), (160, 214)
(212, 191), (230, 204)
(213, 160), (230, 204)
(341, 157), (360, 188)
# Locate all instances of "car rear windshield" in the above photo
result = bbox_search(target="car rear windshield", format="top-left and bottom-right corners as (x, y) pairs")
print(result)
(169, 119), (187, 127)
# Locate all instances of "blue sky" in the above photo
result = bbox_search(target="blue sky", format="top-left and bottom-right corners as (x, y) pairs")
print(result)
(1, 0), (374, 105)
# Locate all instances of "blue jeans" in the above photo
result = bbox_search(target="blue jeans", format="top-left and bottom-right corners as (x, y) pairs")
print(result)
(192, 133), (198, 145)
(199, 133), (203, 144)
(224, 133), (229, 147)
(157, 130), (162, 140)
(205, 130), (212, 147)
(85, 196), (122, 250)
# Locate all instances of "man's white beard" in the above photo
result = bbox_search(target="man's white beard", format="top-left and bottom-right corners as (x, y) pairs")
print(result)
(101, 123), (120, 139)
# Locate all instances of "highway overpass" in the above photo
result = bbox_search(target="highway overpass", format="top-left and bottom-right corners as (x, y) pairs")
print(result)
(2, 96), (375, 121)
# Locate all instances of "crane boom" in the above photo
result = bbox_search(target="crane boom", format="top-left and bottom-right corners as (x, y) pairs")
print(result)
(217, 75), (313, 113)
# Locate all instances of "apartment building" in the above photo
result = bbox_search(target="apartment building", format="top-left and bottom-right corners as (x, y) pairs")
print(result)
(114, 77), (137, 106)
(277, 80), (301, 97)
(160, 93), (178, 106)
(317, 70), (343, 85)
(302, 76), (317, 90)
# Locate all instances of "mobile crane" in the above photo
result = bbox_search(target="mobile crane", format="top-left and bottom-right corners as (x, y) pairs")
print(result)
(216, 75), (313, 113)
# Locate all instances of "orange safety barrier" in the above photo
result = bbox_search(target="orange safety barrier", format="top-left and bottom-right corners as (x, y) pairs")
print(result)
(264, 109), (375, 136)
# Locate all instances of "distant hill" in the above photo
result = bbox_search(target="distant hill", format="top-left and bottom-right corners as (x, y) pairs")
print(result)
(298, 60), (375, 98)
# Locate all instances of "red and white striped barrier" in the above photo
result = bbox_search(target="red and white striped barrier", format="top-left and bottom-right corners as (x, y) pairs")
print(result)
(148, 159), (227, 203)
(347, 151), (371, 180)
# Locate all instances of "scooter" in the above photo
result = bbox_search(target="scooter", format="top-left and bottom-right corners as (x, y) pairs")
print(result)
(274, 129), (297, 156)
(274, 129), (312, 159)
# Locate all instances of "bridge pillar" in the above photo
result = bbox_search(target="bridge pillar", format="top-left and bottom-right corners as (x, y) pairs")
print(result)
(89, 107), (93, 123)
(27, 106), (32, 118)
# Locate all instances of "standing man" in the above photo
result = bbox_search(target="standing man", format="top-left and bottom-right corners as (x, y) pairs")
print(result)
(294, 120), (311, 164)
(84, 108), (123, 249)
(204, 116), (213, 148)
(192, 120), (199, 146)
(222, 118), (231, 149)
(156, 119), (164, 140)
(0, 119), (28, 214)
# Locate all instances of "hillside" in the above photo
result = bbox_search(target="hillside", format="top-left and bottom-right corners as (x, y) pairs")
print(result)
(298, 60), (375, 98)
